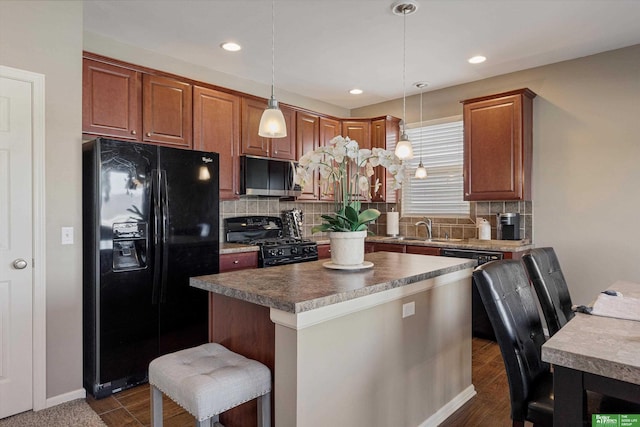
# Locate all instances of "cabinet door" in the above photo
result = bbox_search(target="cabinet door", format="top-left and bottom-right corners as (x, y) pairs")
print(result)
(370, 117), (400, 202)
(463, 89), (534, 201)
(317, 244), (331, 259)
(319, 117), (341, 201)
(342, 120), (371, 149)
(406, 246), (441, 256)
(373, 243), (406, 253)
(219, 252), (259, 272)
(241, 98), (296, 159)
(142, 74), (193, 148)
(241, 97), (270, 157)
(83, 59), (141, 140)
(270, 105), (296, 160)
(193, 87), (240, 200)
(296, 112), (320, 200)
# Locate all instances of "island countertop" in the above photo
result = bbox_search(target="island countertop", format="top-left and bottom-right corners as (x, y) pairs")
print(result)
(191, 251), (475, 314)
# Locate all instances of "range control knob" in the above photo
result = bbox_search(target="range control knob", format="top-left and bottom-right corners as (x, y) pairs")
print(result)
(291, 246), (299, 254)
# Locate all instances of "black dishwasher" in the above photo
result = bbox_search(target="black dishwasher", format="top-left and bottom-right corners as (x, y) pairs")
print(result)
(441, 248), (503, 340)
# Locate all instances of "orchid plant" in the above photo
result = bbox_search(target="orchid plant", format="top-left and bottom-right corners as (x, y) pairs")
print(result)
(294, 135), (405, 234)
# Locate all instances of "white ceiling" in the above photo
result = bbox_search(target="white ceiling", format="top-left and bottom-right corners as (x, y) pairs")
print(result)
(83, 0), (640, 110)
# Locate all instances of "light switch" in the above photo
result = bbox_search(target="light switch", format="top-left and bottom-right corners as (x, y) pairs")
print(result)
(402, 301), (415, 318)
(61, 227), (74, 245)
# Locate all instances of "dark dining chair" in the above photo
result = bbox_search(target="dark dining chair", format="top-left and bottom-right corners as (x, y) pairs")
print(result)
(522, 247), (574, 336)
(473, 260), (553, 427)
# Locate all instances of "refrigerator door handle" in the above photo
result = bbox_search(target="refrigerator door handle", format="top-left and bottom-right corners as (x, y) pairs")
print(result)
(151, 168), (162, 305)
(159, 169), (170, 304)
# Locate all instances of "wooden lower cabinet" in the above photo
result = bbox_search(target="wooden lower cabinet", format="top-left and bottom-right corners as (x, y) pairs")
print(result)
(219, 251), (258, 272)
(406, 246), (441, 256)
(209, 251), (268, 426)
(208, 294), (274, 427)
(317, 244), (331, 259)
(371, 243), (406, 253)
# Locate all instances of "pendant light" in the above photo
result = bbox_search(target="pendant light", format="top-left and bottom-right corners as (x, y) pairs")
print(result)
(259, 0), (287, 138)
(392, 1), (418, 160)
(414, 82), (428, 179)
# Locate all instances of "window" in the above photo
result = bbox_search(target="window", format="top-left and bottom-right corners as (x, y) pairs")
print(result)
(398, 118), (469, 217)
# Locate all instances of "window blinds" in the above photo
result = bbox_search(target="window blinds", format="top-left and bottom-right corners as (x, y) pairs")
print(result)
(400, 120), (469, 216)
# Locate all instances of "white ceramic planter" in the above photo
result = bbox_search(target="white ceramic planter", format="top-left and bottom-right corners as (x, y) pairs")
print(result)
(328, 230), (367, 266)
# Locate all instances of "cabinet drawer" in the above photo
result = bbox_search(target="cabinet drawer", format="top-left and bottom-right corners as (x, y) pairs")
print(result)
(373, 243), (406, 253)
(317, 244), (332, 259)
(220, 252), (258, 272)
(406, 246), (441, 256)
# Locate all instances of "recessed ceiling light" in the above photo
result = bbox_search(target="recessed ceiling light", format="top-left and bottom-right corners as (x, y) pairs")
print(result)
(468, 55), (486, 64)
(221, 42), (242, 52)
(349, 88), (363, 95)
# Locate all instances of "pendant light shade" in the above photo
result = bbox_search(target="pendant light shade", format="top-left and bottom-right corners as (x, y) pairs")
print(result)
(396, 132), (413, 159)
(259, 96), (287, 138)
(415, 81), (427, 179)
(393, 1), (417, 160)
(259, 0), (287, 138)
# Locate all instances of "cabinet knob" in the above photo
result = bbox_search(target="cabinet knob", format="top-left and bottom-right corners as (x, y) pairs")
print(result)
(233, 260), (239, 264)
(131, 130), (137, 135)
(146, 132), (151, 137)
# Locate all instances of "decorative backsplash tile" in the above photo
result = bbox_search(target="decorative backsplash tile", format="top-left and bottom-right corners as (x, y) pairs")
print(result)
(219, 198), (533, 242)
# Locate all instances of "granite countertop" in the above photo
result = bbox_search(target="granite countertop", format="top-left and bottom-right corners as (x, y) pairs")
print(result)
(221, 236), (532, 254)
(191, 251), (475, 314)
(542, 280), (640, 385)
(366, 235), (533, 252)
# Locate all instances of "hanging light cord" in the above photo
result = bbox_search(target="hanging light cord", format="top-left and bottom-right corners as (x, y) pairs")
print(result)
(419, 88), (423, 161)
(270, 0), (276, 99)
(402, 7), (407, 134)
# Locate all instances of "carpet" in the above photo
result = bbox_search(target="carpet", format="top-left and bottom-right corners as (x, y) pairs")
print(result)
(0, 399), (106, 427)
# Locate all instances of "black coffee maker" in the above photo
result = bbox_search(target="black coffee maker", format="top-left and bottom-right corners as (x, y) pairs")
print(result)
(496, 213), (520, 240)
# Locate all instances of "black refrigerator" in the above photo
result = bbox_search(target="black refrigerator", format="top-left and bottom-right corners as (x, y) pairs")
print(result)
(82, 138), (219, 398)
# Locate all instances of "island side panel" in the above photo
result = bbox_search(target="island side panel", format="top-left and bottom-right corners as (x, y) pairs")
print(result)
(274, 274), (474, 427)
(209, 293), (275, 426)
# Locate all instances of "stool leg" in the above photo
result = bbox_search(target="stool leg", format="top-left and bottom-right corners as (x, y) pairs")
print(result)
(257, 392), (271, 427)
(150, 385), (163, 427)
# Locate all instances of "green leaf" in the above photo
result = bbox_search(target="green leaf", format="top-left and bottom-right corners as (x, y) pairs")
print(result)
(357, 208), (380, 226)
(344, 205), (359, 224)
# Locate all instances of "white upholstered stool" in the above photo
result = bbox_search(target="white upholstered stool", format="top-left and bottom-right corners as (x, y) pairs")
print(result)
(149, 343), (272, 427)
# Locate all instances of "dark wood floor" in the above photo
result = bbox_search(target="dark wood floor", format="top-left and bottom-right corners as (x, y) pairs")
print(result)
(88, 338), (530, 427)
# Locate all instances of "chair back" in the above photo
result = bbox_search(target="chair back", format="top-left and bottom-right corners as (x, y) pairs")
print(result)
(473, 260), (549, 422)
(522, 247), (574, 336)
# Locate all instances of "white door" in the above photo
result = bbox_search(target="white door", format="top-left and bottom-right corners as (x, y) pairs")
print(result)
(0, 71), (35, 417)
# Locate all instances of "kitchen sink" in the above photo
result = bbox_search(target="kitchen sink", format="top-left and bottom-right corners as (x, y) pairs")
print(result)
(429, 238), (465, 243)
(386, 236), (465, 243)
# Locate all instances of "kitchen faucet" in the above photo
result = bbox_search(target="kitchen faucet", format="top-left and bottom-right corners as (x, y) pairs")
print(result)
(415, 218), (432, 240)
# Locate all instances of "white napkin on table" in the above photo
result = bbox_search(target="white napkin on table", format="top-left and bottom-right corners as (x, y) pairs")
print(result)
(590, 291), (640, 322)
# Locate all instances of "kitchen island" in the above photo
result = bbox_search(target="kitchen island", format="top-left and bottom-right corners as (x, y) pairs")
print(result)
(191, 251), (476, 427)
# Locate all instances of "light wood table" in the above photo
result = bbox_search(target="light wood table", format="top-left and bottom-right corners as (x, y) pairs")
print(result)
(541, 281), (640, 426)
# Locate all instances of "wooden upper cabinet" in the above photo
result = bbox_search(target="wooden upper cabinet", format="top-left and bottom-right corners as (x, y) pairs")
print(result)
(341, 120), (371, 149)
(296, 112), (320, 200)
(319, 117), (341, 201)
(462, 88), (536, 201)
(241, 97), (296, 160)
(83, 59), (141, 140)
(193, 86), (241, 200)
(371, 117), (400, 202)
(142, 74), (193, 148)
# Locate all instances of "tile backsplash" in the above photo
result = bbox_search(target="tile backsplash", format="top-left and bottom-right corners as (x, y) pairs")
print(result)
(220, 198), (533, 242)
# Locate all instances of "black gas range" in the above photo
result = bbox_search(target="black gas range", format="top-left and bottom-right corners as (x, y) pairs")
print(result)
(225, 216), (318, 267)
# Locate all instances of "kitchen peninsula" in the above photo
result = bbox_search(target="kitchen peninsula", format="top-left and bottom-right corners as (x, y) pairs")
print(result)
(191, 251), (476, 427)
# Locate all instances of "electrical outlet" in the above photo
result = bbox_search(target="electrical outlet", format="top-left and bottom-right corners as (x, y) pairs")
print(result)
(402, 301), (415, 318)
(61, 227), (74, 245)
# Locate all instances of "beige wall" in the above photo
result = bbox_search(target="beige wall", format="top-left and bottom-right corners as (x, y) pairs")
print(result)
(0, 1), (84, 398)
(354, 44), (640, 305)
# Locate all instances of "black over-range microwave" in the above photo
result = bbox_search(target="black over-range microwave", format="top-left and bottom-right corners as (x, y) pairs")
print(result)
(240, 155), (301, 197)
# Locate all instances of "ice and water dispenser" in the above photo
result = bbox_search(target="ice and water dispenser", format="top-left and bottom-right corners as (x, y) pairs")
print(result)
(496, 213), (520, 240)
(112, 222), (148, 271)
